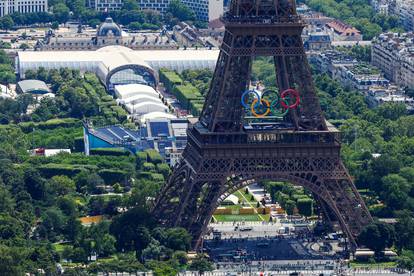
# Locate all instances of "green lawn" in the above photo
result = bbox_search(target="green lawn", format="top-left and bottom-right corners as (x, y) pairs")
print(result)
(53, 242), (72, 254)
(233, 190), (257, 204)
(213, 214), (262, 222)
(219, 204), (241, 210)
(350, 261), (397, 269)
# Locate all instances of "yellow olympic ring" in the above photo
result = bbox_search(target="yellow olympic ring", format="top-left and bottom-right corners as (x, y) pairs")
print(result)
(251, 98), (271, 118)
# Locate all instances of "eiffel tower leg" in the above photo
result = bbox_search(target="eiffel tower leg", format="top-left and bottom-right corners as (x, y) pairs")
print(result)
(314, 194), (334, 226)
(151, 161), (194, 225)
(187, 180), (225, 249)
(319, 164), (372, 248)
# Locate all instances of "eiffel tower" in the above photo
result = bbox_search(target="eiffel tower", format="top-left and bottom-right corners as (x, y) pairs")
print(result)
(152, 0), (372, 249)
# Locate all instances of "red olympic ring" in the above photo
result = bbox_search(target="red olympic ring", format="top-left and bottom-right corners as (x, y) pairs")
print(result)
(280, 89), (300, 109)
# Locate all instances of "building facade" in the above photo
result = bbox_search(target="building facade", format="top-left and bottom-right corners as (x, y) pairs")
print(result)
(0, 0), (48, 17)
(371, 0), (394, 15)
(372, 32), (414, 89)
(87, 0), (123, 12)
(36, 17), (178, 51)
(137, 0), (223, 22)
(396, 0), (414, 31)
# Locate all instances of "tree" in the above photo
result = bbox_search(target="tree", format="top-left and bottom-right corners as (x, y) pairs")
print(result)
(99, 234), (116, 257)
(51, 21), (59, 30)
(19, 43), (29, 50)
(53, 3), (70, 23)
(88, 18), (101, 27)
(109, 207), (153, 252)
(64, 216), (83, 242)
(188, 255), (214, 272)
(376, 102), (407, 120)
(381, 174), (410, 210)
(397, 250), (414, 270)
(164, 228), (192, 251)
(358, 221), (396, 255)
(57, 196), (77, 216)
(284, 199), (296, 216)
(142, 239), (165, 261)
(395, 211), (414, 251)
(39, 208), (66, 241)
(0, 184), (15, 213)
(24, 168), (46, 200)
(172, 251), (188, 265)
(49, 175), (76, 196)
(122, 0), (139, 10)
(0, 245), (26, 275)
(167, 0), (196, 21)
(0, 16), (14, 31)
(129, 22), (142, 31)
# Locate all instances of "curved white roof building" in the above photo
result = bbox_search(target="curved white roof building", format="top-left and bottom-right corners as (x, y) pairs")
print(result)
(16, 46), (219, 91)
(114, 83), (159, 99)
(119, 94), (161, 105)
(125, 102), (168, 114)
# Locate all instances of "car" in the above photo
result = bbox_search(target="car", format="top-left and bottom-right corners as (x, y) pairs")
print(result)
(239, 226), (253, 231)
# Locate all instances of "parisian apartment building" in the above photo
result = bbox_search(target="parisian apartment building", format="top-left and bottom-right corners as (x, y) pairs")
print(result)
(86, 0), (123, 12)
(0, 0), (48, 17)
(137, 0), (224, 22)
(372, 32), (414, 89)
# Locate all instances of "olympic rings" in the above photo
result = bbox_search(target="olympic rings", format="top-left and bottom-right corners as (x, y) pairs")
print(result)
(241, 89), (260, 109)
(251, 98), (271, 117)
(271, 98), (290, 117)
(241, 88), (300, 118)
(280, 88), (300, 109)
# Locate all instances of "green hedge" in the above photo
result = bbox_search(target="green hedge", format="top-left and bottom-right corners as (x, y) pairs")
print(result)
(137, 171), (152, 179)
(98, 169), (129, 184)
(156, 163), (171, 179)
(189, 100), (204, 116)
(136, 151), (148, 169)
(19, 118), (81, 133)
(102, 95), (114, 102)
(145, 149), (163, 164)
(110, 106), (128, 121)
(38, 163), (88, 178)
(74, 136), (85, 152)
(172, 84), (203, 110)
(90, 148), (131, 156)
(159, 68), (183, 92)
(142, 162), (156, 172)
(150, 173), (164, 182)
(296, 198), (313, 217)
(98, 100), (117, 108)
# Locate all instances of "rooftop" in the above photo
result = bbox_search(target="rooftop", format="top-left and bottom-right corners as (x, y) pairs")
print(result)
(348, 63), (381, 75)
(326, 20), (361, 35)
(17, 79), (49, 94)
(17, 46), (220, 71)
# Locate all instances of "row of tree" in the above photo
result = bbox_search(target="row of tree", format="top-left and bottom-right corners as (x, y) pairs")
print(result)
(302, 0), (403, 39)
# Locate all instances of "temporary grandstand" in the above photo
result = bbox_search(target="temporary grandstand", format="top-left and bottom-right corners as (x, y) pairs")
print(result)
(84, 118), (188, 165)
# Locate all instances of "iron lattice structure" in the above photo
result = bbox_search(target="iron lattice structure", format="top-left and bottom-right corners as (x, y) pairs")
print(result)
(152, 0), (372, 248)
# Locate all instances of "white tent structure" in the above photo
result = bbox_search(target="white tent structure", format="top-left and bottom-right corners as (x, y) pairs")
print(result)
(114, 83), (159, 99)
(118, 94), (160, 105)
(114, 83), (170, 116)
(126, 102), (168, 114)
(139, 111), (177, 124)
